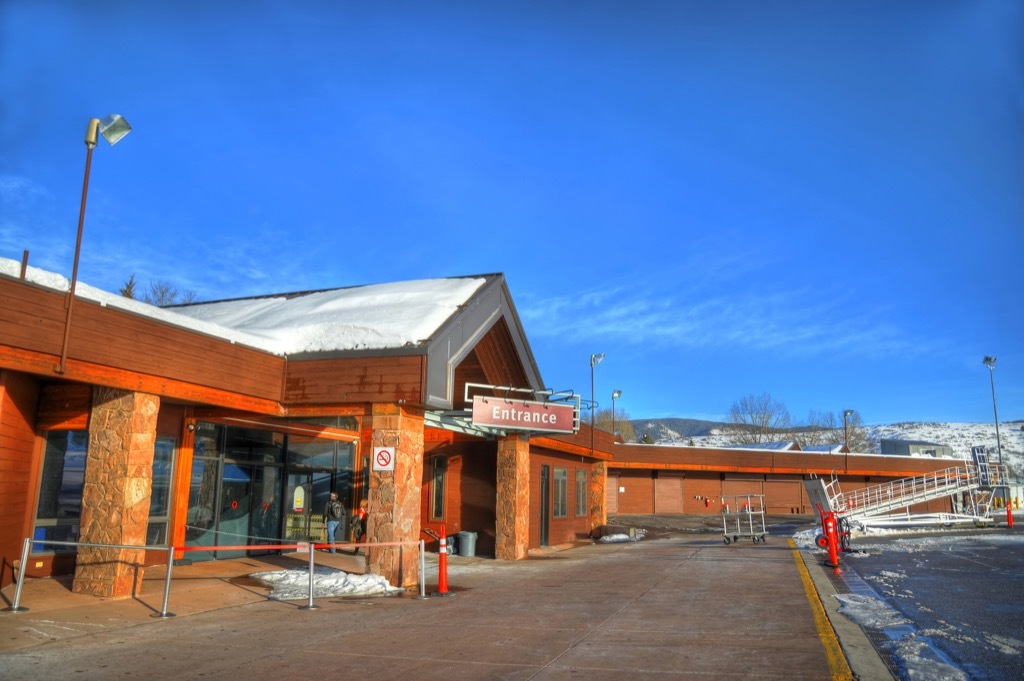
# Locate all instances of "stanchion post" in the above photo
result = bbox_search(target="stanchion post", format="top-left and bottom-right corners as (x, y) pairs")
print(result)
(436, 523), (449, 596)
(299, 543), (320, 610)
(154, 544), (176, 618)
(3, 538), (32, 612)
(419, 540), (426, 599)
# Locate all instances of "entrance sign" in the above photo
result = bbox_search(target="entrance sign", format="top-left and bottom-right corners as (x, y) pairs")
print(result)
(373, 446), (396, 472)
(471, 395), (576, 434)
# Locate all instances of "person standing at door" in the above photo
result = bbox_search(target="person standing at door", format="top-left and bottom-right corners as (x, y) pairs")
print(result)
(323, 492), (345, 554)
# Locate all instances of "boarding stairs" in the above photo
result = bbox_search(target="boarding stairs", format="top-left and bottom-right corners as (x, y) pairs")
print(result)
(805, 449), (1003, 527)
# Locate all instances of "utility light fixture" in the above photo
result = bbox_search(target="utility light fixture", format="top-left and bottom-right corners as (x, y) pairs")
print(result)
(590, 353), (605, 457)
(612, 389), (622, 437)
(982, 356), (1002, 466)
(55, 114), (132, 374)
(89, 114), (132, 146)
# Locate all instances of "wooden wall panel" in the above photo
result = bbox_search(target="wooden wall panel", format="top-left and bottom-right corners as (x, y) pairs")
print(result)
(284, 356), (424, 405)
(529, 449), (596, 548)
(0, 371), (40, 588)
(613, 470), (654, 515)
(0, 278), (285, 402)
(654, 474), (684, 513)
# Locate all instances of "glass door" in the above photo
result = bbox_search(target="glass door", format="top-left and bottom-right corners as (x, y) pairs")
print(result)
(284, 468), (334, 542)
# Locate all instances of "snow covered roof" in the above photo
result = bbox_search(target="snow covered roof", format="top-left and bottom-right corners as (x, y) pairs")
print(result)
(2, 257), (544, 409)
(169, 275), (491, 356)
(801, 444), (849, 454)
(722, 441), (801, 451)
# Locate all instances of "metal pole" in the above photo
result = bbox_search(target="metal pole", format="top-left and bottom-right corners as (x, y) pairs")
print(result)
(298, 545), (320, 610)
(56, 141), (96, 374)
(154, 544), (176, 618)
(3, 538), (32, 612)
(988, 365), (1003, 466)
(419, 540), (426, 599)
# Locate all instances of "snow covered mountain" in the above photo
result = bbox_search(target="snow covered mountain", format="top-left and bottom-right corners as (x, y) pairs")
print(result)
(629, 418), (1024, 478)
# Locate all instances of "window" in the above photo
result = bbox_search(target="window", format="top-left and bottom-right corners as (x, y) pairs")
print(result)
(146, 436), (176, 545)
(33, 430), (88, 553)
(575, 468), (588, 516)
(553, 467), (568, 518)
(431, 456), (447, 520)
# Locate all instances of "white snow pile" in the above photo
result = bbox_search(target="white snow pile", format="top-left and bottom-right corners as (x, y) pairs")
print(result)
(251, 565), (404, 600)
(833, 593), (909, 629)
(598, 528), (647, 543)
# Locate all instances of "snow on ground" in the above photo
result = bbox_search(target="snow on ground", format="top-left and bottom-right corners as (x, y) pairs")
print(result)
(795, 524), (1024, 681)
(251, 564), (404, 600)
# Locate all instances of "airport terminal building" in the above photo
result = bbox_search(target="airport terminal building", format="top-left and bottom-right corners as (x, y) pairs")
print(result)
(0, 258), (955, 597)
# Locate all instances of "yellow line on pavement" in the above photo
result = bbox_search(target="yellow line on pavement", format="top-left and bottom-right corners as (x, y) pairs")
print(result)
(789, 538), (854, 681)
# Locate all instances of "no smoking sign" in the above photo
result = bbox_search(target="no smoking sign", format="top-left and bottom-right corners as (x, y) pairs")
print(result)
(373, 446), (396, 472)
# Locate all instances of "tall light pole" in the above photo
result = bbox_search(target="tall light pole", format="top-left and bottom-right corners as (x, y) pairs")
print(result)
(590, 353), (605, 456)
(843, 409), (854, 451)
(56, 114), (132, 374)
(611, 389), (622, 438)
(983, 356), (1003, 466)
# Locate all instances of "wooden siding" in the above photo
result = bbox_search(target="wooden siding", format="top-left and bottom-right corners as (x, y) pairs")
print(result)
(0, 371), (40, 588)
(530, 448), (596, 547)
(654, 474), (684, 513)
(0, 277), (285, 408)
(35, 382), (91, 430)
(284, 356), (424, 405)
(421, 440), (497, 556)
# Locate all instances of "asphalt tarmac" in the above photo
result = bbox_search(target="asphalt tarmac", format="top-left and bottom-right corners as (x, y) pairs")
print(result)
(833, 528), (1024, 680)
(1, 514), (877, 681)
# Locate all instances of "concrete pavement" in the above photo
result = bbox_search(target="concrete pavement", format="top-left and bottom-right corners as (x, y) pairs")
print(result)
(0, 525), (890, 680)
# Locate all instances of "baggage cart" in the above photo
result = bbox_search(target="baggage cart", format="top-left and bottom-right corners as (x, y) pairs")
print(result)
(721, 494), (768, 544)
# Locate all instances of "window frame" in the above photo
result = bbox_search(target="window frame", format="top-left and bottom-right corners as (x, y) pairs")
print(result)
(575, 468), (588, 516)
(553, 466), (568, 518)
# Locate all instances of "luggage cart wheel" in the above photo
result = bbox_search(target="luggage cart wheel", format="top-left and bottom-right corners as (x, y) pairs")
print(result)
(752, 536), (759, 544)
(723, 536), (731, 545)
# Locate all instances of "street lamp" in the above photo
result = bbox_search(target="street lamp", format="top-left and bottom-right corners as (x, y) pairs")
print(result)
(56, 114), (132, 374)
(590, 353), (605, 456)
(983, 356), (1003, 466)
(611, 389), (622, 438)
(843, 409), (854, 451)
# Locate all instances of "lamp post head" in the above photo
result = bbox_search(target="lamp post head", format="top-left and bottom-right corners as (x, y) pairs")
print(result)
(590, 353), (605, 368)
(85, 114), (132, 148)
(983, 356), (996, 370)
(612, 389), (622, 400)
(843, 409), (854, 419)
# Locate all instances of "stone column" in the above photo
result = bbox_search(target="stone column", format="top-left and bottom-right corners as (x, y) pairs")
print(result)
(495, 434), (530, 560)
(366, 403), (423, 588)
(73, 387), (159, 598)
(590, 461), (607, 530)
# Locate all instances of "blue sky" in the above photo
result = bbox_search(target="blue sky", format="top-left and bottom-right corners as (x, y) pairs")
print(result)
(2, 1), (1021, 426)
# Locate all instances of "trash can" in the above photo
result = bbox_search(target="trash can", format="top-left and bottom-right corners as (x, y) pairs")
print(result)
(457, 531), (477, 558)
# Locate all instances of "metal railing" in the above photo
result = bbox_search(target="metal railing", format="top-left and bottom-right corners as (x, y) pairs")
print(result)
(4, 537), (427, 616)
(835, 464), (994, 520)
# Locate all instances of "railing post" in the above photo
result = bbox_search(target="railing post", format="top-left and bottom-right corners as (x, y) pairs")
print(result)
(299, 542), (320, 610)
(153, 544), (177, 618)
(418, 540), (426, 599)
(3, 538), (32, 612)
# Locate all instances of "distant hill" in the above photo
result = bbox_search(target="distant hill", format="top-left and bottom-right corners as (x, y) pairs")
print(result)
(627, 418), (1024, 476)
(630, 418), (724, 441)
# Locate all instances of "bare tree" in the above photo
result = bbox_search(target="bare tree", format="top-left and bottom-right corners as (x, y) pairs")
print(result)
(802, 409), (870, 452)
(120, 274), (198, 306)
(119, 274), (138, 299)
(725, 393), (792, 445)
(593, 406), (637, 443)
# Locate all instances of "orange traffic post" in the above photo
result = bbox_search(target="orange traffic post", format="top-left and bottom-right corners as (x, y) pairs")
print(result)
(436, 523), (449, 595)
(1008, 504), (1015, 529)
